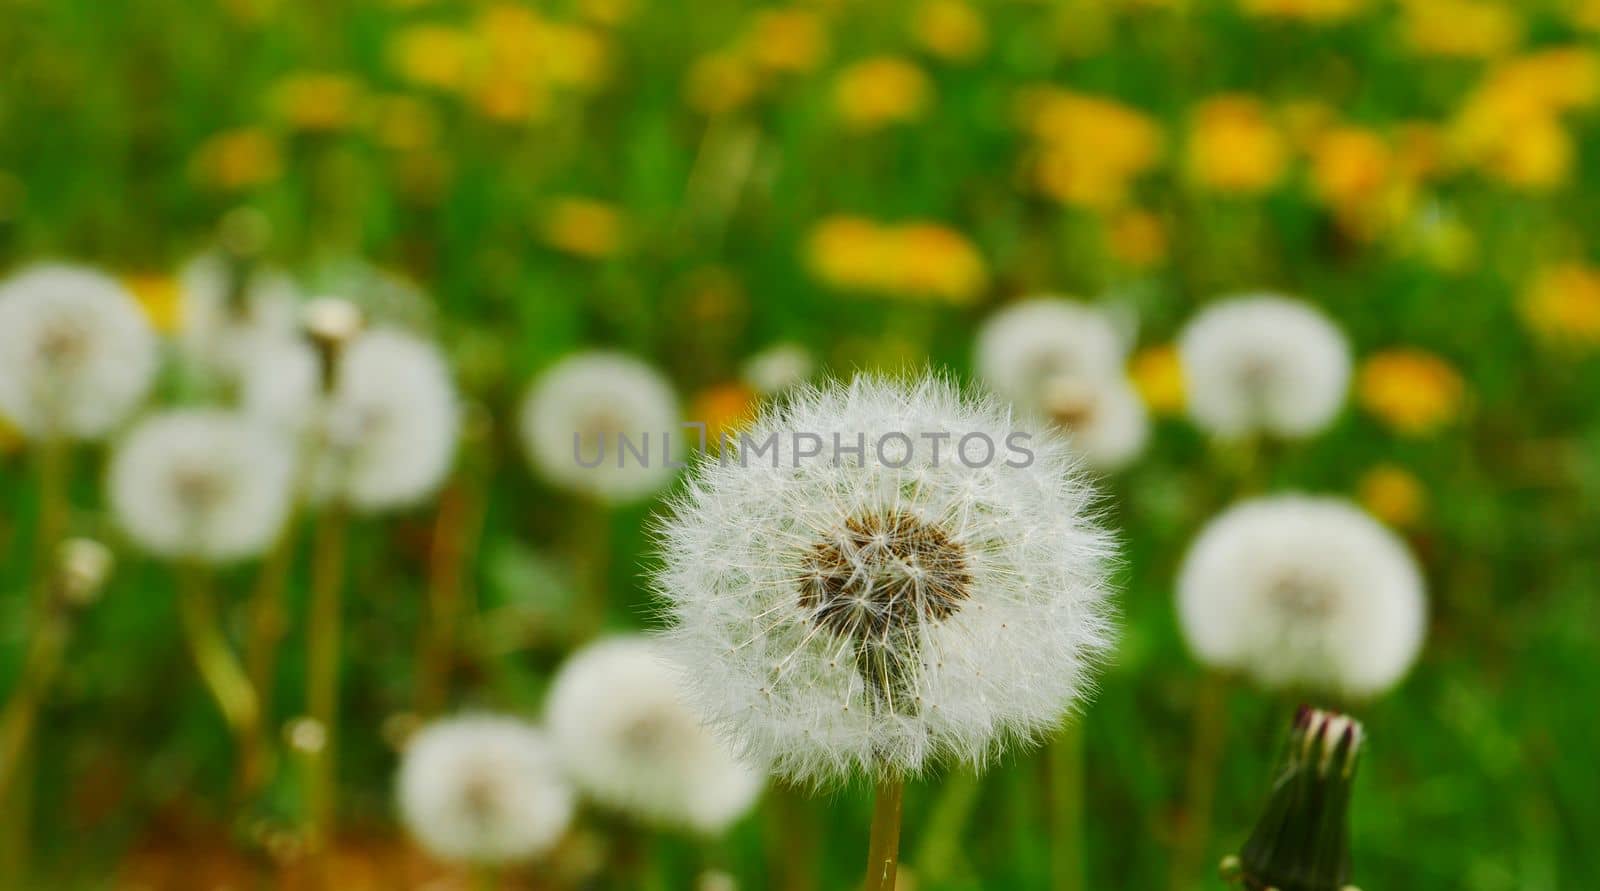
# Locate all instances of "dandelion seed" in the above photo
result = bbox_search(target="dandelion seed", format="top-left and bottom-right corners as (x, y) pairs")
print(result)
(0, 264), (158, 440)
(397, 716), (576, 865)
(1177, 495), (1426, 698)
(546, 636), (764, 833)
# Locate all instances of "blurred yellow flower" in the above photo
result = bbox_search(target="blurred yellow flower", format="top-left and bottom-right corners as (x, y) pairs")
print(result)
(833, 57), (932, 130)
(122, 274), (183, 333)
(807, 216), (888, 290)
(538, 23), (613, 91)
(539, 198), (626, 259)
(691, 383), (759, 442)
(389, 25), (475, 91)
(1400, 0), (1521, 59)
(1450, 48), (1598, 191)
(912, 0), (988, 63)
(370, 95), (439, 151)
(1310, 127), (1391, 210)
(1107, 209), (1168, 268)
(745, 9), (830, 74)
(686, 51), (761, 115)
(1577, 0), (1600, 31)
(805, 216), (987, 304)
(1358, 464), (1426, 528)
(1393, 121), (1448, 181)
(1521, 264), (1600, 348)
(191, 128), (282, 191)
(1237, 0), (1366, 23)
(578, 0), (635, 27)
(1130, 344), (1185, 415)
(271, 73), (364, 132)
(1184, 95), (1288, 195)
(1022, 89), (1163, 210)
(1357, 348), (1465, 435)
(1485, 48), (1600, 112)
(472, 68), (552, 122)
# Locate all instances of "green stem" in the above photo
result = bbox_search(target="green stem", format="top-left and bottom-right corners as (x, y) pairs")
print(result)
(305, 504), (348, 878)
(1048, 723), (1086, 891)
(864, 776), (905, 891)
(770, 783), (819, 891)
(417, 478), (483, 716)
(574, 501), (611, 640)
(1170, 672), (1229, 891)
(0, 600), (70, 807)
(177, 564), (262, 804)
(242, 521), (297, 799)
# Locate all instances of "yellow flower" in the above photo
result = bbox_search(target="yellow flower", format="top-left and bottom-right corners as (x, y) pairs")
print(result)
(1485, 48), (1600, 112)
(1358, 464), (1426, 528)
(578, 0), (635, 27)
(369, 95), (439, 151)
(389, 25), (476, 91)
(121, 275), (183, 333)
(271, 73), (364, 132)
(1183, 94), (1288, 195)
(833, 56), (932, 130)
(1450, 49), (1597, 190)
(912, 0), (988, 63)
(745, 8), (829, 74)
(539, 198), (626, 259)
(686, 51), (761, 116)
(1130, 344), (1185, 415)
(691, 383), (759, 442)
(1107, 209), (1168, 268)
(538, 23), (612, 91)
(471, 66), (552, 122)
(1357, 348), (1465, 435)
(1400, 0), (1521, 59)
(1577, 0), (1600, 31)
(1237, 0), (1366, 23)
(1021, 89), (1163, 210)
(806, 216), (889, 291)
(1393, 121), (1448, 181)
(1309, 127), (1391, 210)
(886, 223), (988, 304)
(1521, 264), (1600, 348)
(191, 128), (282, 191)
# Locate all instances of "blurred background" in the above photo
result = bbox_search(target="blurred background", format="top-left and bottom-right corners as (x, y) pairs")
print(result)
(2, 0), (1599, 888)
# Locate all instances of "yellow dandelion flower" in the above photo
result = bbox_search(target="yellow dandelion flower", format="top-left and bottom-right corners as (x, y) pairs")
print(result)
(539, 23), (613, 91)
(745, 8), (830, 74)
(1521, 264), (1600, 348)
(833, 56), (932, 130)
(1358, 464), (1426, 528)
(390, 24), (476, 91)
(1576, 0), (1600, 31)
(191, 128), (282, 191)
(886, 223), (989, 304)
(912, 0), (988, 63)
(539, 197), (626, 259)
(1130, 344), (1185, 415)
(1107, 209), (1168, 268)
(271, 73), (364, 132)
(578, 0), (635, 27)
(122, 274), (183, 334)
(1309, 126), (1398, 236)
(471, 67), (552, 123)
(1484, 47), (1600, 113)
(370, 95), (439, 151)
(1184, 94), (1288, 195)
(1400, 0), (1521, 59)
(691, 383), (759, 442)
(1357, 348), (1465, 436)
(1021, 89), (1163, 210)
(686, 51), (761, 116)
(1237, 0), (1366, 24)
(806, 216), (889, 291)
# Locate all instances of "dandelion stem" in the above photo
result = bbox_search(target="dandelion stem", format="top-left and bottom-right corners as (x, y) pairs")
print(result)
(864, 776), (905, 891)
(177, 564), (263, 804)
(417, 477), (483, 716)
(242, 518), (298, 797)
(1170, 671), (1229, 891)
(0, 591), (71, 808)
(1047, 722), (1086, 891)
(305, 504), (349, 879)
(574, 501), (611, 640)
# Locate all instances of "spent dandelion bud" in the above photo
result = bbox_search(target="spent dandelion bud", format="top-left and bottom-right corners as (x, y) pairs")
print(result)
(546, 636), (765, 834)
(176, 252), (302, 379)
(301, 296), (365, 391)
(654, 374), (1118, 786)
(1178, 295), (1350, 440)
(0, 263), (158, 440)
(53, 537), (115, 607)
(1177, 495), (1426, 699)
(397, 715), (576, 865)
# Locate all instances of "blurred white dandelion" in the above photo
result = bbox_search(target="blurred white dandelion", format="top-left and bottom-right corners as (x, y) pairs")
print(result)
(519, 351), (682, 503)
(546, 635), (764, 834)
(107, 409), (296, 563)
(397, 715), (576, 865)
(741, 343), (815, 396)
(176, 253), (302, 379)
(1177, 294), (1350, 440)
(1177, 494), (1426, 699)
(654, 374), (1118, 786)
(0, 263), (158, 439)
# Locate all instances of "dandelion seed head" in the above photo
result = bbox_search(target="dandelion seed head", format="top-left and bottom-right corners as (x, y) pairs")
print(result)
(546, 636), (764, 834)
(0, 264), (158, 439)
(176, 252), (302, 379)
(397, 716), (575, 865)
(1177, 494), (1426, 699)
(107, 410), (296, 563)
(654, 374), (1118, 786)
(1178, 295), (1350, 439)
(741, 343), (815, 395)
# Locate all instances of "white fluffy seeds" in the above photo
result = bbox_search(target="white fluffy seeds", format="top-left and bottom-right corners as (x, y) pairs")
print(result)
(0, 264), (158, 440)
(397, 716), (576, 865)
(546, 636), (764, 834)
(1177, 495), (1427, 699)
(654, 374), (1118, 786)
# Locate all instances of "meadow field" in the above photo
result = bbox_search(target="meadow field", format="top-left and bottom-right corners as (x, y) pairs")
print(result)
(1, 0), (1598, 888)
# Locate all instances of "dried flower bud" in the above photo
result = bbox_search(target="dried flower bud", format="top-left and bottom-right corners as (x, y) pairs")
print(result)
(53, 538), (114, 607)
(301, 297), (363, 391)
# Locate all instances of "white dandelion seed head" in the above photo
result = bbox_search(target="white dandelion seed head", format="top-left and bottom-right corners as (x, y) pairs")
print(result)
(546, 636), (765, 834)
(1031, 373), (1150, 472)
(107, 410), (296, 563)
(654, 374), (1119, 787)
(0, 264), (158, 440)
(241, 328), (459, 512)
(741, 343), (815, 396)
(1177, 295), (1351, 439)
(519, 352), (682, 503)
(1177, 495), (1427, 699)
(397, 715), (575, 865)
(176, 253), (302, 379)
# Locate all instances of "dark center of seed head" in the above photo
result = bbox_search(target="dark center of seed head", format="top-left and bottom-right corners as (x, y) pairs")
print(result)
(799, 510), (971, 643)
